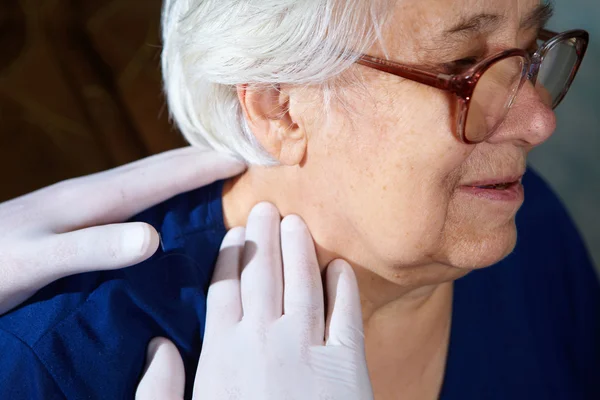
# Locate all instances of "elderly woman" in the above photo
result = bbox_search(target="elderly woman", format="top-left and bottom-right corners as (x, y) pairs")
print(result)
(1, 0), (598, 399)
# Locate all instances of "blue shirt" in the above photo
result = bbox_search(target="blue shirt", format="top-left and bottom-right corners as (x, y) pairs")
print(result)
(1, 169), (598, 399)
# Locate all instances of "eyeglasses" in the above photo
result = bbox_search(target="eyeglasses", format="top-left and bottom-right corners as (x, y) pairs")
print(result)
(355, 29), (589, 144)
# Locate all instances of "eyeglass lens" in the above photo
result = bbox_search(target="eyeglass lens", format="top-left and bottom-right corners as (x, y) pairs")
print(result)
(537, 38), (580, 109)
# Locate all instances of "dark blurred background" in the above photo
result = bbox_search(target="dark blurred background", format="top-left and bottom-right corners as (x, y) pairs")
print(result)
(0, 0), (185, 203)
(0, 0), (598, 271)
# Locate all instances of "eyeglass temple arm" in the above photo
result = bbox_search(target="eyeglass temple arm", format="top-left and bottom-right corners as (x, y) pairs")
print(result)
(355, 54), (454, 91)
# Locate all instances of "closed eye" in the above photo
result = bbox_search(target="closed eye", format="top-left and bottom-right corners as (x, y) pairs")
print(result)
(442, 56), (480, 74)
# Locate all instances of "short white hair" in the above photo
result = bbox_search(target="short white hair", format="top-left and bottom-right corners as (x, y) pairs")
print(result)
(161, 0), (389, 165)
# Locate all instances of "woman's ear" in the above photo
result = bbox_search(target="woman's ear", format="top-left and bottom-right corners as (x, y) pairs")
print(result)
(237, 84), (307, 166)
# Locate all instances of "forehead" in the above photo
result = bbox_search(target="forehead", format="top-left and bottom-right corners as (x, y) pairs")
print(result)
(377, 0), (542, 60)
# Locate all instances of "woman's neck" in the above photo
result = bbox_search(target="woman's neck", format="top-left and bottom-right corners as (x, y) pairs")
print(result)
(222, 168), (455, 324)
(223, 169), (454, 399)
(365, 282), (453, 400)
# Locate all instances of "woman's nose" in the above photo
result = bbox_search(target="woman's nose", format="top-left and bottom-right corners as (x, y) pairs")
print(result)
(486, 81), (557, 148)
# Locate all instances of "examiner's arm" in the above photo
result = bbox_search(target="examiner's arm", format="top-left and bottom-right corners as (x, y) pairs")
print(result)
(0, 147), (245, 315)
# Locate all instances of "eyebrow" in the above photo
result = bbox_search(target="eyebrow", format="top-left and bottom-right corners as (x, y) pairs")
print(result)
(445, 3), (555, 37)
(446, 14), (503, 36)
(521, 3), (554, 30)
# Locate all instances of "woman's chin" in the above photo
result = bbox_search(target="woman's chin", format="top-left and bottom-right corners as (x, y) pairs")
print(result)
(443, 223), (518, 270)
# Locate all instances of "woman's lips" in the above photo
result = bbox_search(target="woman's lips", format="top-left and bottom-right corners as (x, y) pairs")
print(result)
(463, 175), (524, 187)
(459, 178), (524, 202)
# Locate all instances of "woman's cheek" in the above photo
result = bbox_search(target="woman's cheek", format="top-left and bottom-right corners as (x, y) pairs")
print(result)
(362, 179), (453, 265)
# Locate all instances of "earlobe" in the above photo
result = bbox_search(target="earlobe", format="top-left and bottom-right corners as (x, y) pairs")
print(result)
(236, 84), (307, 166)
(278, 127), (307, 166)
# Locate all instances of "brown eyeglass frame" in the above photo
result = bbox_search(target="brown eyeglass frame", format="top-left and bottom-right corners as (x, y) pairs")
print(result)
(355, 29), (590, 144)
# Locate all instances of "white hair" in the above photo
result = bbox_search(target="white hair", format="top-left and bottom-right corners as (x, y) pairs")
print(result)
(161, 0), (389, 165)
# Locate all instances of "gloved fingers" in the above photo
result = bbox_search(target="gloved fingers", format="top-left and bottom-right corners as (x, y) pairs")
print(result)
(136, 337), (185, 400)
(205, 227), (245, 335)
(324, 259), (365, 349)
(280, 215), (325, 345)
(50, 147), (246, 232)
(0, 222), (158, 316)
(240, 202), (283, 321)
(43, 222), (159, 278)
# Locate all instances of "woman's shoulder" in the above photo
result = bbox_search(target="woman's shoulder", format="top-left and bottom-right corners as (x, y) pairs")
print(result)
(132, 178), (228, 251)
(445, 167), (600, 399)
(503, 168), (599, 307)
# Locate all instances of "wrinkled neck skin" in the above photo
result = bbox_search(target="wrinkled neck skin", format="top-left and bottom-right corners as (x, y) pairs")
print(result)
(222, 166), (455, 337)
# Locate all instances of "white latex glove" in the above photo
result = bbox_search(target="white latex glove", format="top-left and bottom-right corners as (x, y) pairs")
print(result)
(137, 203), (374, 400)
(0, 147), (245, 315)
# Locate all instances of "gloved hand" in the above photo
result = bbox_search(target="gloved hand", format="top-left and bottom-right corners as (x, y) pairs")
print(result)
(136, 203), (373, 400)
(0, 147), (245, 315)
